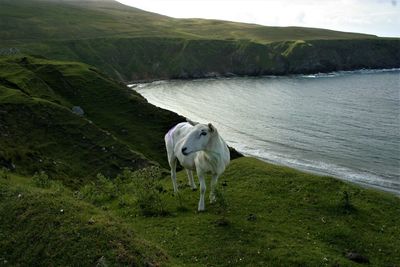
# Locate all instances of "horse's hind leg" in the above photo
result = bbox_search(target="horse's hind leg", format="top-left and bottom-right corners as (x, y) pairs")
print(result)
(186, 169), (197, 190)
(169, 157), (178, 193)
(197, 172), (206, 211)
(209, 174), (219, 203)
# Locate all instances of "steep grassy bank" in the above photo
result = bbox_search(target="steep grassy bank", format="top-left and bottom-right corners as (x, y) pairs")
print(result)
(1, 0), (398, 81)
(0, 55), (183, 184)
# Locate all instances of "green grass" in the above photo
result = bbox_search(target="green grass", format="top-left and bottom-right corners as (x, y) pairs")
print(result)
(3, 157), (398, 266)
(0, 173), (170, 266)
(121, 158), (400, 266)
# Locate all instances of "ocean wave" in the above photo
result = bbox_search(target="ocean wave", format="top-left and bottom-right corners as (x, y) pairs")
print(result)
(299, 68), (400, 79)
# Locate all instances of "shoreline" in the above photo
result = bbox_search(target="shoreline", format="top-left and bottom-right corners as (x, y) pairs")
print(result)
(126, 67), (400, 85)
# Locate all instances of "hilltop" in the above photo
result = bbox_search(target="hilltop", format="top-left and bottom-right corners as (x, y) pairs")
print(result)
(1, 0), (399, 81)
(0, 0), (375, 43)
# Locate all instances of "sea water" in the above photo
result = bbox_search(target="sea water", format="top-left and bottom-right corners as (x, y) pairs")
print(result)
(131, 69), (400, 194)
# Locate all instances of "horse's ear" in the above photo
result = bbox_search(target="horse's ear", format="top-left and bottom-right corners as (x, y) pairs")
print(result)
(186, 118), (199, 126)
(208, 123), (215, 132)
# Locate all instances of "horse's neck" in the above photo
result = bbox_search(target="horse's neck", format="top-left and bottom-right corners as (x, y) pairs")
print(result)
(204, 134), (227, 159)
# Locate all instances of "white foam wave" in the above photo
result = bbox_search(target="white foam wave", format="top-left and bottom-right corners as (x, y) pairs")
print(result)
(300, 68), (400, 79)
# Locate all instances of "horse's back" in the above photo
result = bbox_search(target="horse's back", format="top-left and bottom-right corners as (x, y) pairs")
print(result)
(165, 122), (192, 156)
(165, 122), (192, 144)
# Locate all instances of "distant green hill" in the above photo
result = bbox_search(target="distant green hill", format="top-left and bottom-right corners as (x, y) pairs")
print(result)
(1, 0), (399, 81)
(0, 0), (375, 43)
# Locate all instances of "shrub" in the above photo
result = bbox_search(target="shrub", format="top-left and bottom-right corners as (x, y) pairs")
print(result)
(0, 167), (9, 179)
(175, 191), (188, 212)
(80, 173), (117, 205)
(32, 171), (51, 188)
(119, 167), (168, 217)
(341, 190), (356, 213)
(214, 187), (230, 226)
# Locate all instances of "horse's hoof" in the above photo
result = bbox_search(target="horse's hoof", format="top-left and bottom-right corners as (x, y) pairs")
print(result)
(209, 196), (216, 203)
(198, 204), (205, 212)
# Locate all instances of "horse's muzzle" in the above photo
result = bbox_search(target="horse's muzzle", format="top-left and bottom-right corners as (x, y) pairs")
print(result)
(181, 147), (189, 156)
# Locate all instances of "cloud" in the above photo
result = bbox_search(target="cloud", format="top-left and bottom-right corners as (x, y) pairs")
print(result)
(296, 12), (306, 23)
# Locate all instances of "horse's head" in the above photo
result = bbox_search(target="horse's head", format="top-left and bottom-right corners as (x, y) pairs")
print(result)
(181, 123), (216, 156)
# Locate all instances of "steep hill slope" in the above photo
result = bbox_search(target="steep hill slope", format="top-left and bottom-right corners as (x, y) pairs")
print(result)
(0, 55), (182, 185)
(0, 174), (170, 266)
(1, 0), (398, 81)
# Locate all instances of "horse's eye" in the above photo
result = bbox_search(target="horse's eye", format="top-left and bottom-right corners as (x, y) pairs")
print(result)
(200, 132), (207, 136)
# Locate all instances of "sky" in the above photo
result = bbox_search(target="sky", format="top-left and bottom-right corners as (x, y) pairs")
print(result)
(116, 0), (400, 37)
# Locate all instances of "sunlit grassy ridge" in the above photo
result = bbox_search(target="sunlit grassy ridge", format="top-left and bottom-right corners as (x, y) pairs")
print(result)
(0, 0), (375, 43)
(1, 0), (399, 81)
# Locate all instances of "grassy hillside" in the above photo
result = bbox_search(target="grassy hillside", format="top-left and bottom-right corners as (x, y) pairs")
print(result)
(2, 158), (399, 266)
(0, 55), (183, 184)
(1, 0), (398, 81)
(117, 158), (400, 266)
(0, 173), (170, 266)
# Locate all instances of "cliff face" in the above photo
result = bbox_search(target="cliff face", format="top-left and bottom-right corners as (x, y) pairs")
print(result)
(279, 39), (400, 74)
(16, 37), (399, 81)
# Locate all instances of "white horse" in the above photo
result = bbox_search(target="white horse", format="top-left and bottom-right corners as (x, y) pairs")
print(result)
(165, 120), (230, 211)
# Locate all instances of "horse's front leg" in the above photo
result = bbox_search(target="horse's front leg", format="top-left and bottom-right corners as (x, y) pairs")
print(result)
(186, 169), (197, 190)
(210, 173), (219, 203)
(170, 157), (178, 193)
(197, 172), (206, 211)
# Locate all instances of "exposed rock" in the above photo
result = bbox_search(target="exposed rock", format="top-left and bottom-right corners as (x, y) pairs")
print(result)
(71, 106), (84, 116)
(345, 252), (369, 264)
(247, 214), (257, 221)
(96, 256), (108, 267)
